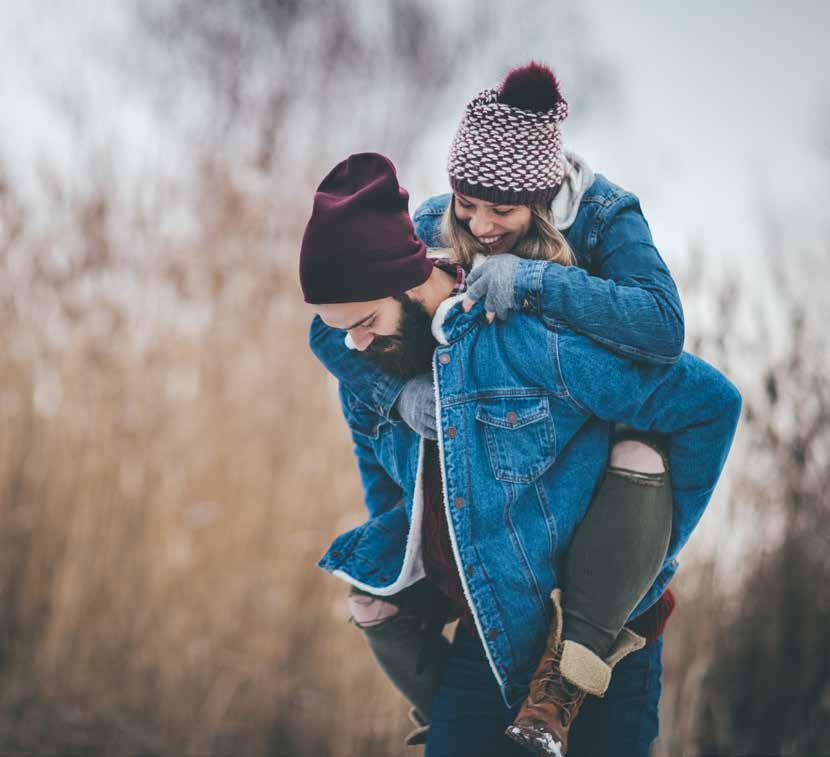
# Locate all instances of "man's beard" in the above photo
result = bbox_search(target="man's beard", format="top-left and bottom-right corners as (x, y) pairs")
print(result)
(363, 294), (436, 379)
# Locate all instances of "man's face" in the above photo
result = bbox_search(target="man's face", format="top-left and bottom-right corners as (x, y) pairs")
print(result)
(317, 293), (435, 379)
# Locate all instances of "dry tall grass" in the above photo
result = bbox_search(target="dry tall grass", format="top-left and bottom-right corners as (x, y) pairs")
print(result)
(3, 3), (828, 753)
(0, 162), (420, 756)
(3, 153), (829, 757)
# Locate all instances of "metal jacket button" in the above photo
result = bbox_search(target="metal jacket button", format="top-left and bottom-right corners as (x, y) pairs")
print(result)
(439, 353), (451, 365)
(487, 628), (499, 641)
(506, 411), (519, 425)
(446, 426), (457, 438)
(454, 496), (465, 509)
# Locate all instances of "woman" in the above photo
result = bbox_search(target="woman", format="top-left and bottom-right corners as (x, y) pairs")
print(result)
(310, 63), (690, 756)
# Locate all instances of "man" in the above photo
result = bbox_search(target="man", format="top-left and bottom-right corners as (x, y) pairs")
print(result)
(300, 152), (741, 756)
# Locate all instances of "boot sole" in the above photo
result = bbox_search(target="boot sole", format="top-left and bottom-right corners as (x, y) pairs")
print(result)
(505, 724), (564, 756)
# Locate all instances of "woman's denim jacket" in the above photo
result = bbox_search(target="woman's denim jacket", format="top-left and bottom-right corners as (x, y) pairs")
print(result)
(310, 179), (739, 706)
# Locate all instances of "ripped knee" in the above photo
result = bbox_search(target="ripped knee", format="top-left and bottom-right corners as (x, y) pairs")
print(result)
(348, 593), (400, 628)
(610, 439), (665, 474)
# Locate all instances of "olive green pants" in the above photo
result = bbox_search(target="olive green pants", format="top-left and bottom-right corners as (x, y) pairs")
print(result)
(562, 462), (672, 657)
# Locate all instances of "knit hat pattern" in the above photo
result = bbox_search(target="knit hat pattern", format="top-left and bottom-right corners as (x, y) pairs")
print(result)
(447, 84), (569, 206)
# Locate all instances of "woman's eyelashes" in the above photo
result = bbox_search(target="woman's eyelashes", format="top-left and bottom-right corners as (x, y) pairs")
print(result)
(456, 200), (513, 217)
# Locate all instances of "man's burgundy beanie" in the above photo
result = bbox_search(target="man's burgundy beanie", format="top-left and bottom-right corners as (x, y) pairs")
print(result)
(300, 153), (433, 304)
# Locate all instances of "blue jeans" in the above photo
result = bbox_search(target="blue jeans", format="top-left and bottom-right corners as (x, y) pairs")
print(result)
(426, 627), (662, 757)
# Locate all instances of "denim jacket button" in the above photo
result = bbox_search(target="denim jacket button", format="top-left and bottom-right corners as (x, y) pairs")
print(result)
(506, 411), (519, 425)
(487, 628), (500, 641)
(446, 426), (458, 438)
(439, 353), (451, 365)
(454, 496), (465, 509)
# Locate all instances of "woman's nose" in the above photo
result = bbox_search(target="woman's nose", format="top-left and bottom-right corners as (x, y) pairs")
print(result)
(468, 212), (495, 238)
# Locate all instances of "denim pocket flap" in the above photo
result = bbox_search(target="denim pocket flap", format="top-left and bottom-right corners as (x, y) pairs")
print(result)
(475, 396), (550, 429)
(475, 396), (557, 483)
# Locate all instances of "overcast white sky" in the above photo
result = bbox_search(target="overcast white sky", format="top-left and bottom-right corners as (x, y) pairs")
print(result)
(1, 0), (828, 270)
(572, 0), (830, 266)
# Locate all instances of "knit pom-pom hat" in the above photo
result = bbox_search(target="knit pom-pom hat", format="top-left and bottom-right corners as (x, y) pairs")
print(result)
(447, 61), (569, 206)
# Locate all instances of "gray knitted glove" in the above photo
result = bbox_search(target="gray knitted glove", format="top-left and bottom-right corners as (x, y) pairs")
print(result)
(396, 373), (437, 440)
(463, 253), (520, 321)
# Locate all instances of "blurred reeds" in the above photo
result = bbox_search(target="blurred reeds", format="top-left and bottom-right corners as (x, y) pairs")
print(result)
(1, 2), (828, 754)
(0, 161), (412, 756)
(2, 156), (828, 757)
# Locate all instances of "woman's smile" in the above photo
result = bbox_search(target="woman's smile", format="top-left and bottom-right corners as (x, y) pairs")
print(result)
(478, 233), (508, 251)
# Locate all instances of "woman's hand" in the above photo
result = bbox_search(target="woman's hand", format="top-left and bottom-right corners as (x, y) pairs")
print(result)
(396, 373), (438, 439)
(462, 254), (520, 323)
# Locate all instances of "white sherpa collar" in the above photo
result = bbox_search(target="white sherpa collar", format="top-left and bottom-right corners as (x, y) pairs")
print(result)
(431, 293), (467, 346)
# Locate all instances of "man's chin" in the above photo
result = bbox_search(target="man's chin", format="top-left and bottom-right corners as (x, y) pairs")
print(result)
(363, 292), (437, 379)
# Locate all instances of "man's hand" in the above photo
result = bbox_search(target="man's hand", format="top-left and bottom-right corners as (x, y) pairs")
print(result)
(396, 373), (438, 439)
(462, 254), (520, 323)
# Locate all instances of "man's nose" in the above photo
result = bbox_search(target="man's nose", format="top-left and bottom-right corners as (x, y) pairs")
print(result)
(349, 329), (374, 351)
(468, 212), (495, 238)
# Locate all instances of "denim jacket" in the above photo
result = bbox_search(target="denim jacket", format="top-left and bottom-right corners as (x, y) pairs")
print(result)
(311, 171), (686, 425)
(314, 296), (741, 707)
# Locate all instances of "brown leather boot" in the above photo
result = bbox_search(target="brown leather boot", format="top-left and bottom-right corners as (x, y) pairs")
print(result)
(505, 589), (581, 756)
(505, 589), (645, 756)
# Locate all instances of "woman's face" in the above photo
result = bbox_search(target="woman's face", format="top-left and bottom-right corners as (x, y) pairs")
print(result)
(453, 192), (532, 255)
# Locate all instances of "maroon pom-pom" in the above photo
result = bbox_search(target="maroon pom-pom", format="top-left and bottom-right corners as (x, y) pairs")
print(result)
(498, 62), (564, 112)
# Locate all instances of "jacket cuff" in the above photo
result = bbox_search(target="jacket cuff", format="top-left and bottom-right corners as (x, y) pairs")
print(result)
(514, 259), (548, 316)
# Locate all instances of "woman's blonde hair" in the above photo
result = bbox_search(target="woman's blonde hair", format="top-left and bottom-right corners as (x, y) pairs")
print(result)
(439, 198), (575, 268)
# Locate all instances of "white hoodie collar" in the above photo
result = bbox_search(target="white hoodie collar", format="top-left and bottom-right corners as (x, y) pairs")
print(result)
(552, 151), (594, 231)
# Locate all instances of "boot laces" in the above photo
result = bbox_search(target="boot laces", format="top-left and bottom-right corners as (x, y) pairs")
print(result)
(529, 642), (585, 727)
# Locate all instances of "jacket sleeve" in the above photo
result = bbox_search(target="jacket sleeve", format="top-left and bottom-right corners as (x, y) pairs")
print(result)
(513, 194), (685, 365)
(339, 385), (404, 519)
(309, 315), (405, 419)
(552, 334), (741, 562)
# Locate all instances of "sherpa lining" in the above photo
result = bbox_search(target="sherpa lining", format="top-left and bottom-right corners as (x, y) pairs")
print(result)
(332, 440), (426, 596)
(560, 640), (612, 697)
(431, 293), (466, 346)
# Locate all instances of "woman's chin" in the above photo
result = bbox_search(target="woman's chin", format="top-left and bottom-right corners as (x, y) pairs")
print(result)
(479, 239), (507, 255)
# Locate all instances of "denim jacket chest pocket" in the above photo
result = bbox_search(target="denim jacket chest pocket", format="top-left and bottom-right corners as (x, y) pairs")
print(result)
(475, 396), (557, 483)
